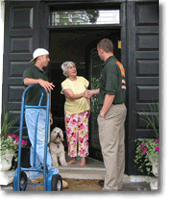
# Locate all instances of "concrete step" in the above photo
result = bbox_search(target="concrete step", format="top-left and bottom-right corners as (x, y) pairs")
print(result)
(59, 167), (130, 182)
(57, 157), (130, 182)
(59, 167), (105, 180)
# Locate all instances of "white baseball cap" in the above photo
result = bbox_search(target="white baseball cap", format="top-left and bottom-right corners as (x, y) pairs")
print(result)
(30, 48), (49, 63)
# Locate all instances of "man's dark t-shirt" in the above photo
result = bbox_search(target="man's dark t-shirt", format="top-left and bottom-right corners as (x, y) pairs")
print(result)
(23, 65), (48, 106)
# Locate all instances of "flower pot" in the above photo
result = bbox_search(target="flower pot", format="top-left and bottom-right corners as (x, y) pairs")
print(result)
(151, 158), (158, 177)
(149, 157), (159, 190)
(0, 150), (14, 185)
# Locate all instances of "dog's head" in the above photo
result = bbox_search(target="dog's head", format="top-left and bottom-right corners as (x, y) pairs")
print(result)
(51, 127), (64, 143)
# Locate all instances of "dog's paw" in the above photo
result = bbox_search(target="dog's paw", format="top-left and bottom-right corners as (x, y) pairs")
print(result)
(53, 163), (59, 167)
(62, 162), (68, 166)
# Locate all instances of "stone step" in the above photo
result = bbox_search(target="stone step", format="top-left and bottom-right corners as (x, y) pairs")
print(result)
(59, 167), (130, 182)
(58, 166), (106, 180)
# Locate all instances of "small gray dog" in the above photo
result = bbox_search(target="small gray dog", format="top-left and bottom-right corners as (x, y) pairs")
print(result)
(49, 127), (67, 167)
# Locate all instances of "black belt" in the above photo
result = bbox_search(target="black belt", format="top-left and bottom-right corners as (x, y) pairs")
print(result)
(99, 103), (123, 109)
(112, 102), (123, 105)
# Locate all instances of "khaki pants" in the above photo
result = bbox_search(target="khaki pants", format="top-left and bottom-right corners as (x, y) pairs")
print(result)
(97, 104), (127, 191)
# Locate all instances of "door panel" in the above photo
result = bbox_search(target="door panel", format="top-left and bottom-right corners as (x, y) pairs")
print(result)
(3, 1), (40, 137)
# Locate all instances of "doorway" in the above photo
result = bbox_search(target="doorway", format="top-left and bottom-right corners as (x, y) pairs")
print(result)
(49, 28), (121, 160)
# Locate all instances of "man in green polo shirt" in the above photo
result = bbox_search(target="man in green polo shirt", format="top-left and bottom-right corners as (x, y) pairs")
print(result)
(23, 48), (59, 183)
(85, 38), (127, 191)
(23, 61), (49, 106)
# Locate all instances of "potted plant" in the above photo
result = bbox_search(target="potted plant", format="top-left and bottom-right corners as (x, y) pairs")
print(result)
(134, 103), (159, 189)
(0, 107), (27, 185)
(134, 138), (159, 176)
(0, 133), (28, 162)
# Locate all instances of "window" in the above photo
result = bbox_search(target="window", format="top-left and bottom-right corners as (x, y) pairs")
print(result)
(49, 9), (120, 26)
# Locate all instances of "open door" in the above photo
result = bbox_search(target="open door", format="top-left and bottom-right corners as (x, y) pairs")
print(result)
(88, 47), (104, 160)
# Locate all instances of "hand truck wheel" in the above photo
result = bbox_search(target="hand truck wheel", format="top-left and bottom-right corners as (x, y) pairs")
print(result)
(20, 171), (27, 191)
(13, 171), (28, 191)
(51, 174), (62, 191)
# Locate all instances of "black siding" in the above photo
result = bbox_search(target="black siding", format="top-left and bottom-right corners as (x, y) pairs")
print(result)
(126, 0), (159, 175)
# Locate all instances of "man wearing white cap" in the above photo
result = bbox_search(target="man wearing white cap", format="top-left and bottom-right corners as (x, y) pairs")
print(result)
(23, 48), (58, 183)
(25, 48), (55, 92)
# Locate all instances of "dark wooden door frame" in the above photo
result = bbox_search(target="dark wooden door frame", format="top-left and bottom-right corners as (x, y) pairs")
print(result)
(41, 0), (128, 166)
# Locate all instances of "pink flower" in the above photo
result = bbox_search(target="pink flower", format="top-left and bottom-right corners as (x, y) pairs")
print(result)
(84, 133), (88, 138)
(142, 148), (147, 154)
(22, 139), (27, 146)
(14, 138), (19, 143)
(67, 142), (71, 148)
(66, 127), (71, 135)
(141, 144), (145, 148)
(80, 148), (86, 155)
(78, 123), (85, 130)
(78, 117), (82, 124)
(71, 132), (77, 138)
(66, 117), (70, 124)
(80, 112), (85, 117)
(85, 113), (89, 119)
(84, 139), (88, 147)
(155, 139), (159, 143)
(7, 134), (12, 138)
(155, 146), (159, 152)
(70, 150), (76, 157)
(79, 137), (84, 143)
(72, 140), (76, 144)
(12, 134), (18, 139)
(85, 152), (89, 157)
(70, 119), (77, 126)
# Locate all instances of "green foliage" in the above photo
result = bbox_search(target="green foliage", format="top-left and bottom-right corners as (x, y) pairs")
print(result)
(134, 102), (159, 175)
(1, 107), (18, 138)
(134, 138), (159, 175)
(0, 107), (27, 162)
(140, 103), (159, 138)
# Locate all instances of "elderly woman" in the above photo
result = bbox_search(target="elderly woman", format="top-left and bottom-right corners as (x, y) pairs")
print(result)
(61, 61), (90, 167)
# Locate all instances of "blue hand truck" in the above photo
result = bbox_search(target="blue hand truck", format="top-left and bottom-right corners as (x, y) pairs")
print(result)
(13, 85), (62, 191)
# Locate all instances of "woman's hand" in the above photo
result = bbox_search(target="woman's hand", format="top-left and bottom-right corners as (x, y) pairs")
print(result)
(63, 88), (84, 100)
(84, 90), (93, 99)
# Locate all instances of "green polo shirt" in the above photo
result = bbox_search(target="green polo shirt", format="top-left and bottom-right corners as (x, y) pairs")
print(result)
(98, 56), (126, 105)
(23, 64), (48, 106)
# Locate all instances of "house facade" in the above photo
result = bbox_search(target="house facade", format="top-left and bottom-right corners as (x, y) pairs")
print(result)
(1, 0), (159, 175)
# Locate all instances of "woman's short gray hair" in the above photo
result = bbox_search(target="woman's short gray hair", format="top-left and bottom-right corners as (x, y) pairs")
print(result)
(61, 61), (76, 77)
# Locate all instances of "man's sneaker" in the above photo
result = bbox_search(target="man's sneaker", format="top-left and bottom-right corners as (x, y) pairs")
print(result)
(62, 180), (69, 189)
(30, 174), (44, 183)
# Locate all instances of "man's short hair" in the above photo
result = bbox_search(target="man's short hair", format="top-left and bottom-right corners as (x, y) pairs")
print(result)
(32, 57), (38, 64)
(97, 38), (114, 53)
